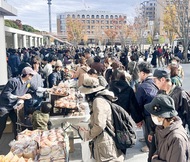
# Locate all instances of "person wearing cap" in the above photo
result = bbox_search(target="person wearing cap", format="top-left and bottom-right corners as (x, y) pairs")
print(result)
(135, 62), (158, 158)
(0, 67), (36, 139)
(24, 56), (44, 116)
(79, 76), (124, 162)
(48, 60), (63, 88)
(152, 69), (190, 132)
(145, 94), (189, 162)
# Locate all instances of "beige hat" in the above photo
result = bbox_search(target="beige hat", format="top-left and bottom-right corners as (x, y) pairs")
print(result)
(55, 60), (63, 67)
(79, 76), (105, 94)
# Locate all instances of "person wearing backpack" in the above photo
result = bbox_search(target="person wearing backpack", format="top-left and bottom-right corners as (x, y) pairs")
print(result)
(79, 76), (124, 162)
(109, 69), (143, 126)
(144, 94), (189, 162)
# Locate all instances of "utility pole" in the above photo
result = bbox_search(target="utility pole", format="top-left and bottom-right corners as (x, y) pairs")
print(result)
(47, 0), (52, 33)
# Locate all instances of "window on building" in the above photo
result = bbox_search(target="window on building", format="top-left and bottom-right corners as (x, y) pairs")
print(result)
(101, 26), (104, 29)
(101, 20), (104, 24)
(115, 15), (118, 18)
(91, 31), (94, 34)
(87, 15), (90, 18)
(82, 20), (85, 23)
(87, 31), (90, 34)
(87, 25), (90, 29)
(96, 15), (99, 19)
(67, 14), (70, 18)
(101, 15), (104, 19)
(91, 26), (95, 29)
(82, 15), (85, 18)
(87, 20), (90, 24)
(106, 15), (109, 19)
(77, 14), (80, 18)
(72, 14), (75, 18)
(119, 15), (122, 18)
(110, 15), (113, 19)
(106, 26), (109, 29)
(91, 15), (95, 19)
(91, 20), (95, 24)
(106, 20), (109, 24)
(96, 20), (99, 23)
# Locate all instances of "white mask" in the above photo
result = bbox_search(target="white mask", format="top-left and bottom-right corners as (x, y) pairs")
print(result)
(151, 116), (163, 125)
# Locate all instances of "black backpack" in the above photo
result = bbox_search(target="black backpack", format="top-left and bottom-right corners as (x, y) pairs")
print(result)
(99, 96), (137, 153)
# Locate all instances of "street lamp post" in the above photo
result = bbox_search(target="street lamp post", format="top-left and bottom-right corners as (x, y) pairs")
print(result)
(47, 0), (52, 33)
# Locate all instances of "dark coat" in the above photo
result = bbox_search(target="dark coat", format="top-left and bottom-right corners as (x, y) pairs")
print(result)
(151, 50), (157, 66)
(8, 54), (21, 76)
(48, 71), (62, 88)
(168, 86), (190, 130)
(136, 77), (158, 116)
(109, 80), (143, 123)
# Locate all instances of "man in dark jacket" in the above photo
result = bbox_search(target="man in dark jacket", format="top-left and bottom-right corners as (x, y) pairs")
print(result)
(0, 67), (36, 139)
(135, 62), (158, 161)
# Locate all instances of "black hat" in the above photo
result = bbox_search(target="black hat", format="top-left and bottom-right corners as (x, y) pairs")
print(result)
(153, 69), (170, 79)
(144, 94), (178, 118)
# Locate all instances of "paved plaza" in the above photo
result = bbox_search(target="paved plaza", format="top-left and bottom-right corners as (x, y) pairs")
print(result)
(0, 62), (190, 161)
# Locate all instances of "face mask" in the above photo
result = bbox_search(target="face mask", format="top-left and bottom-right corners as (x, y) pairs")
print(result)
(151, 116), (163, 125)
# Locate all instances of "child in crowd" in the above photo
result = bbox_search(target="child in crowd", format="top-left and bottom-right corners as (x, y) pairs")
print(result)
(32, 101), (52, 130)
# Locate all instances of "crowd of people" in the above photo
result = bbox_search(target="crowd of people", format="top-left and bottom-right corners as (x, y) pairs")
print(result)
(0, 44), (190, 162)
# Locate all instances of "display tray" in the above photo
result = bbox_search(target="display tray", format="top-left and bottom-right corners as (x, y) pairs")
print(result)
(50, 107), (78, 116)
(50, 115), (89, 126)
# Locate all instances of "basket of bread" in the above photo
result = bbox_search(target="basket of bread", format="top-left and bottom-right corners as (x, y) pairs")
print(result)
(2, 128), (69, 162)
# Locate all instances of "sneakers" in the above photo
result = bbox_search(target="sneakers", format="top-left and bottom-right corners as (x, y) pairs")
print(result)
(141, 145), (149, 152)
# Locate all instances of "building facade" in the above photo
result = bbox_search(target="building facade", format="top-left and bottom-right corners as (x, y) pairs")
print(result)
(57, 10), (127, 44)
(140, 0), (156, 21)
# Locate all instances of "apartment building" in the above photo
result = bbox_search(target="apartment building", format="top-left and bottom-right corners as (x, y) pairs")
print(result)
(141, 0), (156, 21)
(57, 10), (127, 44)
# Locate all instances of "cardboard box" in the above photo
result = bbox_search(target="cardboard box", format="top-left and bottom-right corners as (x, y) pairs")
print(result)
(4, 117), (13, 133)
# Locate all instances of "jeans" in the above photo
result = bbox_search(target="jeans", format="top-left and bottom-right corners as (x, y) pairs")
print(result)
(0, 109), (17, 139)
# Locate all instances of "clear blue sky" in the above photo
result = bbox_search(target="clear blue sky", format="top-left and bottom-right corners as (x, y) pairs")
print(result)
(5, 0), (143, 33)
